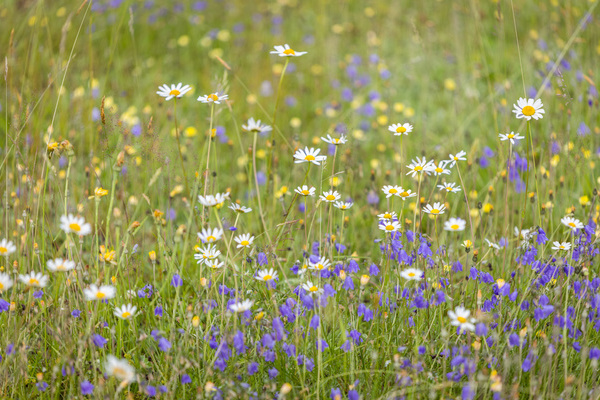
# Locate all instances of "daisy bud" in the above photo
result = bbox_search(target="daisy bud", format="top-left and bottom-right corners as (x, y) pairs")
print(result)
(192, 315), (200, 328)
(148, 251), (156, 262)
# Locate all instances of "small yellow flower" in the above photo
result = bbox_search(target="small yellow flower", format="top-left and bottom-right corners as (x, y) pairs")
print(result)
(149, 251), (156, 261)
(580, 195), (590, 206)
(88, 187), (109, 200)
(192, 316), (200, 327)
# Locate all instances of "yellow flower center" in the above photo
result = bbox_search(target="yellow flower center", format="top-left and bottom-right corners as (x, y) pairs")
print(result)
(568, 222), (576, 228)
(29, 278), (39, 285)
(326, 195), (335, 201)
(385, 225), (394, 231)
(408, 272), (415, 277)
(431, 209), (440, 214)
(113, 367), (127, 378)
(389, 188), (398, 194)
(0, 247), (6, 254)
(333, 139), (340, 143)
(508, 134), (515, 139)
(384, 213), (392, 219)
(0, 282), (3, 289)
(559, 245), (565, 249)
(69, 223), (81, 232)
(400, 192), (409, 197)
(208, 93), (219, 101)
(451, 224), (459, 230)
(96, 292), (106, 299)
(207, 235), (216, 242)
(446, 187), (452, 191)
(316, 264), (324, 270)
(457, 316), (467, 323)
(283, 48), (296, 55)
(522, 105), (535, 116)
(169, 89), (181, 96)
(263, 275), (272, 281)
(305, 155), (316, 161)
(435, 167), (442, 173)
(309, 286), (318, 292)
(302, 190), (310, 195)
(396, 126), (407, 133)
(122, 312), (131, 318)
(56, 264), (66, 271)
(240, 240), (250, 246)
(414, 166), (423, 171)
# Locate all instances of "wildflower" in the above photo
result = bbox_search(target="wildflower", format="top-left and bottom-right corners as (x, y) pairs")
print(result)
(302, 281), (323, 295)
(321, 134), (347, 145)
(561, 216), (583, 231)
(293, 147), (327, 165)
(270, 44), (307, 57)
(229, 203), (252, 214)
(446, 150), (467, 168)
(171, 274), (183, 287)
(379, 219), (401, 233)
(406, 157), (435, 177)
(444, 217), (466, 232)
(0, 272), (13, 292)
(551, 241), (571, 251)
(422, 202), (446, 216)
(60, 214), (92, 236)
(88, 187), (109, 199)
(198, 192), (230, 207)
(382, 185), (402, 198)
(105, 355), (136, 384)
(46, 258), (76, 272)
(92, 334), (107, 348)
(398, 188), (417, 200)
(256, 268), (278, 282)
(400, 268), (423, 281)
(194, 244), (221, 264)
(230, 299), (253, 313)
(512, 98), (545, 121)
(437, 182), (461, 193)
(80, 380), (94, 395)
(83, 284), (116, 301)
(431, 161), (451, 176)
(484, 239), (501, 250)
(206, 260), (225, 269)
(181, 374), (192, 384)
(197, 92), (228, 104)
(388, 123), (413, 136)
(158, 337), (171, 352)
(234, 233), (255, 249)
(334, 201), (353, 210)
(448, 306), (476, 332)
(18, 272), (49, 288)
(114, 304), (137, 320)
(377, 211), (397, 221)
(242, 117), (272, 134)
(197, 227), (224, 243)
(462, 240), (473, 250)
(309, 256), (331, 271)
(499, 132), (524, 145)
(295, 185), (316, 196)
(320, 190), (341, 203)
(0, 239), (16, 257)
(156, 83), (191, 101)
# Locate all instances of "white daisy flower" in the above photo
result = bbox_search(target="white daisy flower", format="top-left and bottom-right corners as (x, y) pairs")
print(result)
(105, 355), (136, 383)
(114, 304), (137, 320)
(294, 185), (316, 197)
(552, 241), (571, 251)
(400, 268), (423, 281)
(561, 216), (583, 231)
(302, 281), (323, 295)
(60, 214), (92, 236)
(437, 182), (461, 194)
(309, 256), (331, 271)
(194, 245), (221, 264)
(0, 272), (13, 292)
(321, 134), (347, 145)
(444, 217), (466, 232)
(406, 157), (435, 177)
(234, 233), (254, 249)
(293, 147), (327, 165)
(422, 202), (446, 216)
(334, 201), (353, 210)
(255, 268), (278, 282)
(206, 260), (225, 269)
(0, 239), (16, 257)
(197, 92), (228, 104)
(198, 192), (230, 207)
(270, 44), (307, 57)
(448, 306), (476, 332)
(156, 83), (191, 101)
(431, 160), (451, 176)
(242, 117), (272, 134)
(47, 258), (76, 272)
(388, 123), (413, 136)
(382, 185), (402, 198)
(320, 190), (341, 203)
(398, 188), (417, 200)
(379, 219), (401, 233)
(229, 203), (252, 214)
(498, 131), (524, 145)
(512, 98), (545, 121)
(446, 150), (467, 168)
(378, 211), (397, 221)
(484, 238), (501, 250)
(83, 284), (116, 301)
(18, 272), (49, 288)
(197, 227), (224, 243)
(230, 299), (253, 313)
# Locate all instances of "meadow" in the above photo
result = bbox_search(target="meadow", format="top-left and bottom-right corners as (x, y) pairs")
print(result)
(1, 0), (600, 398)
